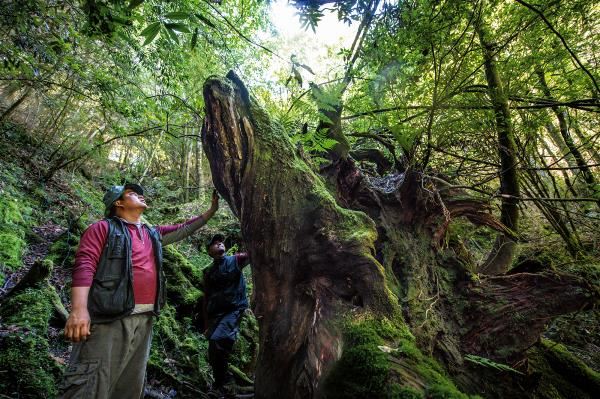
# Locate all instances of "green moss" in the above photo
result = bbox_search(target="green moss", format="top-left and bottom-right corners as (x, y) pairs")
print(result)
(231, 311), (258, 366)
(323, 315), (477, 399)
(1, 287), (54, 332)
(0, 231), (26, 269)
(323, 317), (395, 399)
(0, 163), (37, 284)
(426, 384), (472, 399)
(539, 338), (600, 394)
(324, 343), (391, 399)
(162, 246), (204, 305)
(395, 386), (423, 398)
(46, 233), (79, 268)
(0, 196), (29, 278)
(0, 331), (62, 398)
(149, 304), (212, 391)
(0, 287), (63, 398)
(70, 178), (105, 215)
(0, 197), (25, 224)
(525, 338), (599, 399)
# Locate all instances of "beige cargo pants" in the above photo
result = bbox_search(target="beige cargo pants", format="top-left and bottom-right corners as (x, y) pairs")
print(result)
(59, 314), (154, 399)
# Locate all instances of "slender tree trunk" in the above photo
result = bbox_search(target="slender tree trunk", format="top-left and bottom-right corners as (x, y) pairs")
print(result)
(476, 11), (520, 275)
(537, 68), (600, 207)
(542, 128), (578, 197)
(121, 144), (131, 170)
(545, 122), (577, 167)
(140, 133), (163, 184)
(0, 87), (31, 123)
(572, 122), (600, 165)
(195, 127), (203, 201)
(183, 130), (191, 202)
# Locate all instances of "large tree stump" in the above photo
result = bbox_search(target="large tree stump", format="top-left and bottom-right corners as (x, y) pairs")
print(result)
(202, 72), (398, 398)
(201, 72), (600, 398)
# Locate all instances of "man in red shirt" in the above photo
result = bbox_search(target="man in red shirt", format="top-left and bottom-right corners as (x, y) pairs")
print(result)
(60, 183), (218, 399)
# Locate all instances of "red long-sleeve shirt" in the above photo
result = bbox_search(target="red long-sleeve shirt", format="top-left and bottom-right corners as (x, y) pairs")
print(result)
(72, 216), (203, 304)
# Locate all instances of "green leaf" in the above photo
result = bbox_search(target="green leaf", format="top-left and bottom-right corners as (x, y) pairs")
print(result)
(292, 66), (303, 86)
(317, 138), (340, 150)
(300, 63), (315, 75)
(165, 23), (190, 33)
(318, 113), (334, 125)
(464, 355), (524, 375)
(164, 12), (190, 20)
(298, 6), (323, 33)
(140, 21), (159, 36)
(140, 22), (161, 45)
(390, 124), (416, 152)
(195, 13), (216, 28)
(191, 28), (199, 49)
(128, 0), (144, 9)
(164, 27), (180, 44)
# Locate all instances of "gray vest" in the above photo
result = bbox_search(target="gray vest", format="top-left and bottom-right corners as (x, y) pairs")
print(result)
(88, 217), (166, 323)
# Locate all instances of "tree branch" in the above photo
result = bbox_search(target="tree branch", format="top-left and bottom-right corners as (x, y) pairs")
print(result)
(202, 0), (285, 61)
(514, 0), (600, 94)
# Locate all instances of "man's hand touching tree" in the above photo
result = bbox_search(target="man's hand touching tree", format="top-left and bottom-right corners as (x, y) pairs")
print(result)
(211, 189), (219, 212)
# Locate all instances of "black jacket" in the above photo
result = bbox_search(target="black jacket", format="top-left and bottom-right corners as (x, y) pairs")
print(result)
(87, 217), (166, 323)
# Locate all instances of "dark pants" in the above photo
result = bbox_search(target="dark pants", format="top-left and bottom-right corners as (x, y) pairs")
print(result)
(208, 338), (234, 388)
(59, 314), (154, 399)
(207, 309), (244, 388)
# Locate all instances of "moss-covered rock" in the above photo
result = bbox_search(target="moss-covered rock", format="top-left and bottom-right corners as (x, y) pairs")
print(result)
(0, 287), (63, 398)
(230, 310), (259, 374)
(148, 304), (212, 394)
(0, 193), (33, 284)
(323, 316), (476, 399)
(524, 338), (600, 399)
(162, 245), (204, 306)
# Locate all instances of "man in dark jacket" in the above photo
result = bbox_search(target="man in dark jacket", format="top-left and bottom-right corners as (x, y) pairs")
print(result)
(60, 183), (219, 399)
(203, 234), (250, 395)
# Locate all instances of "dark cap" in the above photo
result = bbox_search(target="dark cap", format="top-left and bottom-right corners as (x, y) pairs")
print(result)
(103, 183), (144, 216)
(206, 234), (225, 249)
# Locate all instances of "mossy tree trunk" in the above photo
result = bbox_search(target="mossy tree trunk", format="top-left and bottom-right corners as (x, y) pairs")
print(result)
(201, 72), (600, 399)
(476, 8), (521, 276)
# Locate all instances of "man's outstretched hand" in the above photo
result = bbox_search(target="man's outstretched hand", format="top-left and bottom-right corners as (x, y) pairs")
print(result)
(211, 189), (219, 211)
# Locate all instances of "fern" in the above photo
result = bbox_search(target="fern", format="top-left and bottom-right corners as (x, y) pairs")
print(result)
(292, 126), (339, 155)
(464, 354), (524, 375)
(310, 84), (340, 111)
